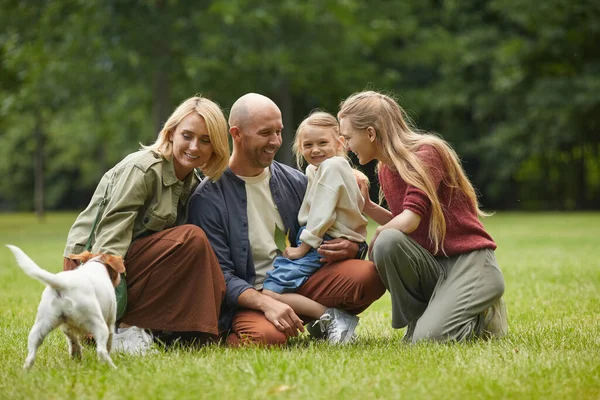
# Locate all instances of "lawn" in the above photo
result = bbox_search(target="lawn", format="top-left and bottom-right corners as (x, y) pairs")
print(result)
(0, 212), (599, 399)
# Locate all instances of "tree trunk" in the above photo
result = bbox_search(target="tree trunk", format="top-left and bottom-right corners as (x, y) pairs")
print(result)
(94, 100), (109, 173)
(33, 117), (45, 221)
(540, 154), (557, 210)
(152, 68), (170, 139)
(275, 78), (294, 167)
(575, 145), (587, 209)
(151, 0), (170, 139)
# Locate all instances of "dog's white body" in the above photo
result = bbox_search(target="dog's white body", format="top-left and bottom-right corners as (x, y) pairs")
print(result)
(6, 245), (117, 369)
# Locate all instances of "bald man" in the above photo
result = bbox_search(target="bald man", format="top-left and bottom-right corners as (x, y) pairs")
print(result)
(188, 93), (385, 345)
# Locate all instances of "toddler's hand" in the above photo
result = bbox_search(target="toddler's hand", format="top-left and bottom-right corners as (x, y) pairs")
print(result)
(283, 246), (304, 260)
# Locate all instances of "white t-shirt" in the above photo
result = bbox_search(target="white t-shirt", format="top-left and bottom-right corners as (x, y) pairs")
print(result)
(237, 168), (285, 290)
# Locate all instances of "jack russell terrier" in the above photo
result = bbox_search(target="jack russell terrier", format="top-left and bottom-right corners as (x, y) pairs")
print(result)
(6, 245), (125, 369)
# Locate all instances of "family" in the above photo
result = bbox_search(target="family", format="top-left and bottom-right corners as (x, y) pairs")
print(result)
(62, 91), (508, 353)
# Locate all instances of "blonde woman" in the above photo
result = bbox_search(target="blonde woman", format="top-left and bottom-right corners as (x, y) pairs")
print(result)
(64, 96), (229, 352)
(338, 90), (507, 343)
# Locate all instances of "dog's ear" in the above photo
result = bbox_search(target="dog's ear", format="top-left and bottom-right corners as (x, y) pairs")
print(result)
(68, 251), (95, 264)
(101, 254), (126, 274)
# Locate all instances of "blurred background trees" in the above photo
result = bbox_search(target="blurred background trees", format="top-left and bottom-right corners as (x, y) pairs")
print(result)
(1, 0), (598, 214)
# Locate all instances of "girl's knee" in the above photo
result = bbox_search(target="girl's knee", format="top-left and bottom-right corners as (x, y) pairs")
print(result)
(372, 229), (411, 267)
(373, 229), (410, 258)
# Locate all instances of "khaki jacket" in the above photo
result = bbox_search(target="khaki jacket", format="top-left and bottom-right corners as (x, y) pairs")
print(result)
(64, 149), (200, 258)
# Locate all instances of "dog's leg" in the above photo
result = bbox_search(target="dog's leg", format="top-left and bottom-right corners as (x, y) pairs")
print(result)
(89, 319), (117, 369)
(107, 323), (115, 354)
(24, 316), (61, 370)
(62, 326), (82, 360)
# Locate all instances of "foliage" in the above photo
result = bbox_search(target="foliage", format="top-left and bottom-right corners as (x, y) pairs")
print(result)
(0, 0), (598, 211)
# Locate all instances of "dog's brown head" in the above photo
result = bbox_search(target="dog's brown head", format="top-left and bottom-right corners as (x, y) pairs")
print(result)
(68, 251), (126, 287)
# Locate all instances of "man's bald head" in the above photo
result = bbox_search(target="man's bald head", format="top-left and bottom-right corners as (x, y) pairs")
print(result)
(229, 93), (280, 130)
(227, 93), (283, 176)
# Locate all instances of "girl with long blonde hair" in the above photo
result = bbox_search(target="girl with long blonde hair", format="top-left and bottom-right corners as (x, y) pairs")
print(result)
(338, 90), (507, 343)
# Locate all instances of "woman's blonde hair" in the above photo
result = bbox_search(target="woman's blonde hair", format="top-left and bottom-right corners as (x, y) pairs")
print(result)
(143, 95), (230, 181)
(338, 90), (489, 254)
(292, 111), (346, 168)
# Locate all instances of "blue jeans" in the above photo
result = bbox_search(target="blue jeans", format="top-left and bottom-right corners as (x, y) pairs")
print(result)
(263, 227), (331, 294)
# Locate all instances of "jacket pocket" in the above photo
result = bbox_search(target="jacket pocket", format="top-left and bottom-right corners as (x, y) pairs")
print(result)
(142, 208), (168, 232)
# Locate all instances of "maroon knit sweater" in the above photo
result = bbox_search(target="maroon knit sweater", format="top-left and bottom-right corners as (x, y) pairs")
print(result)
(378, 145), (496, 257)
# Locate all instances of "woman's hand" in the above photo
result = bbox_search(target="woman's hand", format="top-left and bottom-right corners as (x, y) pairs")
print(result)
(356, 175), (372, 213)
(368, 226), (384, 259)
(368, 210), (421, 259)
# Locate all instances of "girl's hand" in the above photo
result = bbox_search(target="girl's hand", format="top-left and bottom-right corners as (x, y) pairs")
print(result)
(356, 176), (372, 212)
(368, 226), (384, 259)
(368, 210), (421, 259)
(283, 243), (310, 260)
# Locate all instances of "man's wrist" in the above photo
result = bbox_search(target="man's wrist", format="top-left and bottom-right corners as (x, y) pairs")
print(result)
(356, 241), (368, 260)
(255, 290), (271, 313)
(239, 288), (268, 312)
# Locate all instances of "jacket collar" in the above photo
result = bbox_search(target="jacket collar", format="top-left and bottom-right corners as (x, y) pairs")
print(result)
(162, 155), (202, 189)
(161, 156), (180, 186)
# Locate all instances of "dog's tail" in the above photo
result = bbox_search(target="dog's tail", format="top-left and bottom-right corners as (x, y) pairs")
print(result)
(6, 245), (66, 291)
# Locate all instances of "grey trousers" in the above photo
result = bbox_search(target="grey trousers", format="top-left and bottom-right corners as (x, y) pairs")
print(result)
(371, 229), (505, 342)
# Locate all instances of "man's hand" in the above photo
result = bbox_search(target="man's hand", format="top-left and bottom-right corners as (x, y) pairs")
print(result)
(317, 238), (359, 263)
(261, 295), (305, 336)
(238, 289), (305, 337)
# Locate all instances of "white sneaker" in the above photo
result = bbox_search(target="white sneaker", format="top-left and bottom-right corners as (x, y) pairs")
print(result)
(402, 320), (417, 343)
(483, 297), (508, 339)
(112, 326), (154, 354)
(320, 308), (359, 345)
(306, 319), (327, 340)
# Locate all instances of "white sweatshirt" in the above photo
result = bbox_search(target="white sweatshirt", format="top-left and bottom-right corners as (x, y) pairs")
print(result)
(298, 156), (368, 248)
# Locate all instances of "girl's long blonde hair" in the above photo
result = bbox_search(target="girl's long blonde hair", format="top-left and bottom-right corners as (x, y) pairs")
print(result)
(292, 110), (346, 169)
(338, 91), (489, 254)
(143, 95), (230, 181)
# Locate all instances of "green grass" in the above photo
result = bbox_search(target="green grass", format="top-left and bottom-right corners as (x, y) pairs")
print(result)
(1, 212), (599, 399)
